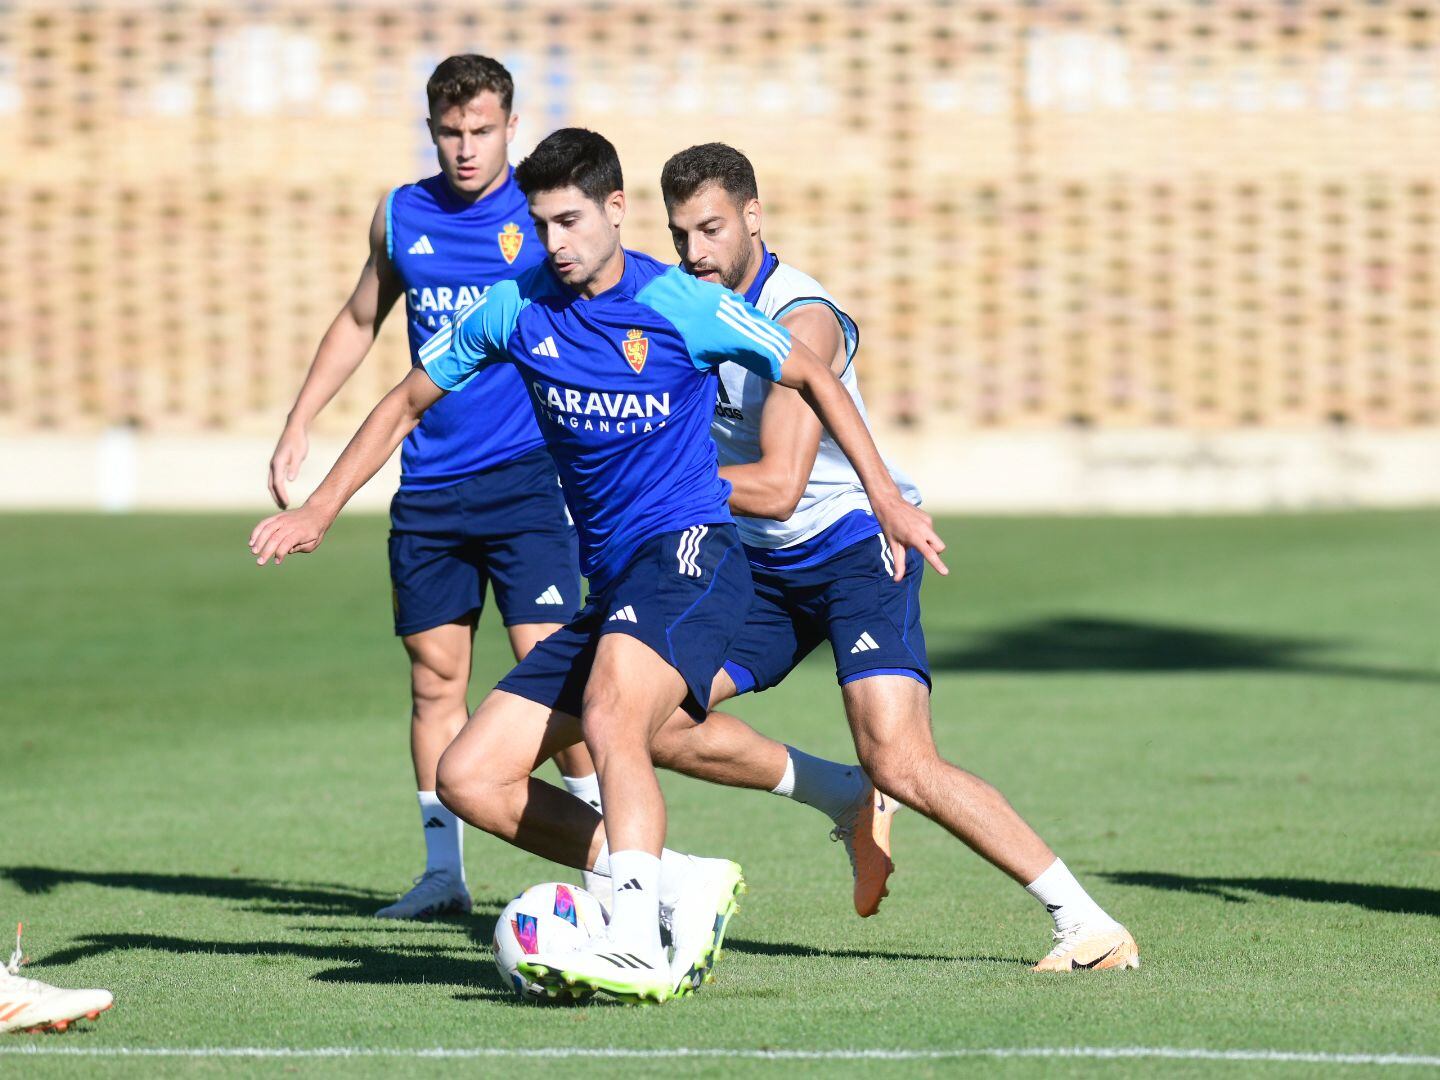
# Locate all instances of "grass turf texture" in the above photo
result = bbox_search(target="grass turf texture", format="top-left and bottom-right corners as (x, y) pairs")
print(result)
(1, 510), (1436, 1077)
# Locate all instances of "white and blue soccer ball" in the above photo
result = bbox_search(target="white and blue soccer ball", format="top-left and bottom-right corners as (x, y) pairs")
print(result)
(492, 882), (608, 1002)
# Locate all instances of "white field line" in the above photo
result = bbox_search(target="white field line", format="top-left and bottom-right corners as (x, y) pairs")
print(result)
(0, 1046), (1437, 1067)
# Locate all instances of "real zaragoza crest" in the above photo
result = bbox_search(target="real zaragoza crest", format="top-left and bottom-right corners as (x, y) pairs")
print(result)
(622, 328), (649, 374)
(498, 222), (524, 264)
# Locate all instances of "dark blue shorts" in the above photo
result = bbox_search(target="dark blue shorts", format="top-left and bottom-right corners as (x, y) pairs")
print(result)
(723, 532), (930, 695)
(388, 448), (581, 637)
(497, 523), (752, 721)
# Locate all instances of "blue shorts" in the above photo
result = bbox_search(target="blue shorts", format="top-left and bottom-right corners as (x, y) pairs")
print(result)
(497, 523), (752, 721)
(388, 448), (581, 637)
(723, 532), (930, 695)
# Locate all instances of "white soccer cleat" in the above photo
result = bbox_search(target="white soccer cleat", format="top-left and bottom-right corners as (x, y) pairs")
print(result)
(661, 857), (745, 997)
(375, 869), (472, 920)
(1032, 921), (1140, 972)
(0, 924), (113, 1034)
(518, 936), (672, 1004)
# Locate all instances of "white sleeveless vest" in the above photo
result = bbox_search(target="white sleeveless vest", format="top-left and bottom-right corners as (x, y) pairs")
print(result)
(712, 261), (922, 550)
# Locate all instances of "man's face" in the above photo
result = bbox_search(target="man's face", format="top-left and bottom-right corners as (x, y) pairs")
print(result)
(667, 183), (760, 291)
(427, 92), (516, 198)
(528, 186), (625, 291)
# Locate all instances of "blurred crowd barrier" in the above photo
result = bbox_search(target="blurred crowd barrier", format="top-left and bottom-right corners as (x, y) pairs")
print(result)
(1, 0), (1437, 510)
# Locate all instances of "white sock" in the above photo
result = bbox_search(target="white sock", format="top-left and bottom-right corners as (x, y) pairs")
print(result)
(773, 746), (867, 821)
(562, 772), (603, 812)
(1025, 858), (1113, 933)
(595, 841), (693, 909)
(417, 791), (463, 879)
(605, 850), (662, 955)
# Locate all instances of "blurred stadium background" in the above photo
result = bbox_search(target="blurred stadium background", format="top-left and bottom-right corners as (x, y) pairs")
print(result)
(1, 0), (1437, 511)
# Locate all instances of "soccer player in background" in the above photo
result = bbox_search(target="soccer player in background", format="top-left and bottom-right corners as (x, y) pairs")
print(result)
(249, 128), (947, 1003)
(264, 56), (602, 920)
(648, 143), (1139, 972)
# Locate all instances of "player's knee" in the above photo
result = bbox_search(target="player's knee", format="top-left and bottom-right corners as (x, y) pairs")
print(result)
(435, 744), (503, 832)
(859, 744), (931, 808)
(410, 653), (467, 716)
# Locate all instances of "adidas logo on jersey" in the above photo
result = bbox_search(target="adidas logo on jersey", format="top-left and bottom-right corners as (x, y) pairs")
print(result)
(534, 584), (565, 606)
(407, 235), (436, 255)
(850, 631), (880, 654)
(531, 336), (560, 358)
(714, 378), (744, 422)
(608, 605), (637, 623)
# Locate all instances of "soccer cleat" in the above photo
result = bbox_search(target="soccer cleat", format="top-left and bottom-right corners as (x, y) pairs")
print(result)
(375, 869), (472, 920)
(518, 938), (672, 1004)
(830, 782), (897, 917)
(0, 924), (113, 1035)
(661, 857), (745, 997)
(1032, 922), (1140, 972)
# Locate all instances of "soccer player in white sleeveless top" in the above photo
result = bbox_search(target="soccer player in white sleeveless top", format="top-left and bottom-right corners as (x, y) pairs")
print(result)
(650, 144), (1139, 972)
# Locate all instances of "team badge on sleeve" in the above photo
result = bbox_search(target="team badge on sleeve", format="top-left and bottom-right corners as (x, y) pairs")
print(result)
(498, 222), (524, 264)
(622, 328), (649, 374)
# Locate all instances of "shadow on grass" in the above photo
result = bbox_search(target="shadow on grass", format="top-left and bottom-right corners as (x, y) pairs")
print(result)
(1102, 872), (1440, 917)
(722, 935), (1029, 967)
(39, 931), (529, 997)
(929, 615), (1440, 684)
(0, 866), (504, 919)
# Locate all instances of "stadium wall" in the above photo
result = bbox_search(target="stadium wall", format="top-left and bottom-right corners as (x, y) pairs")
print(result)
(4, 428), (1438, 513)
(1, 1), (1437, 510)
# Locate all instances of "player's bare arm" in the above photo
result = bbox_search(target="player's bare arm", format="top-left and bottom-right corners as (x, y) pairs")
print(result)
(718, 303), (842, 521)
(267, 196), (404, 508)
(777, 339), (947, 580)
(250, 367), (443, 565)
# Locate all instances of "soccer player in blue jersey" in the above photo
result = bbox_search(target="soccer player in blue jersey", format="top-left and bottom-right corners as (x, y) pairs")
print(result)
(263, 56), (601, 921)
(250, 128), (946, 1003)
(649, 143), (1138, 972)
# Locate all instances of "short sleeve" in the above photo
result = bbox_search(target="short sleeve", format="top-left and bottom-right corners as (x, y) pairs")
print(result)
(418, 279), (525, 391)
(636, 269), (792, 382)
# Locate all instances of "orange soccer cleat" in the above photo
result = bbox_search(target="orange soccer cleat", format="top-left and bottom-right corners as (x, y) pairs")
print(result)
(1032, 922), (1140, 972)
(831, 783), (898, 917)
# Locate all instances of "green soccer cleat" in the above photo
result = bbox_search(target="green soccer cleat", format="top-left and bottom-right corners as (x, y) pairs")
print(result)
(519, 939), (673, 1005)
(663, 857), (745, 997)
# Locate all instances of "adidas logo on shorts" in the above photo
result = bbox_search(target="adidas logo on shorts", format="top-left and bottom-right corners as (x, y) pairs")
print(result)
(534, 584), (565, 605)
(850, 631), (880, 654)
(608, 605), (637, 623)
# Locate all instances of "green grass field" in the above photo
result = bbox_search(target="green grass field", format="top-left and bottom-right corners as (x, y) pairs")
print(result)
(2, 510), (1437, 1077)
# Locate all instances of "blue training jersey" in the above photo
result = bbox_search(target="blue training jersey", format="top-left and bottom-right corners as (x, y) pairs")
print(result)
(387, 170), (547, 490)
(418, 250), (794, 589)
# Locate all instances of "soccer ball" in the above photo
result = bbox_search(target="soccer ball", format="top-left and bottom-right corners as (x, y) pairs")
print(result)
(492, 882), (608, 1002)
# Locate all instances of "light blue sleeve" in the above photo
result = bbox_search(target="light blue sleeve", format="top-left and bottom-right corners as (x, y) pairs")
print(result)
(636, 268), (792, 381)
(418, 279), (526, 391)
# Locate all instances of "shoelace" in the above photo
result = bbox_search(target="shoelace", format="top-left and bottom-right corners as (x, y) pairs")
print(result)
(5, 923), (24, 976)
(406, 870), (455, 894)
(829, 823), (860, 875)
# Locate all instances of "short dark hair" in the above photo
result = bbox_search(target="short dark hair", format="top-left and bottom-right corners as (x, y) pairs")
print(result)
(660, 143), (759, 208)
(426, 54), (514, 115)
(515, 128), (624, 205)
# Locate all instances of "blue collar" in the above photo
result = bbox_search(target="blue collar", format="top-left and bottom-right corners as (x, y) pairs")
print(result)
(742, 245), (779, 307)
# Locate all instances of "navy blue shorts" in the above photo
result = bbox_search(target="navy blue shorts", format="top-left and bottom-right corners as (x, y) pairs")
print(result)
(723, 532), (930, 695)
(497, 523), (752, 721)
(388, 448), (581, 637)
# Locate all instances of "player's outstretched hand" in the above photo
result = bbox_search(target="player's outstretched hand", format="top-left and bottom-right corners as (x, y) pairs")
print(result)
(872, 495), (948, 581)
(267, 425), (309, 509)
(249, 504), (331, 566)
